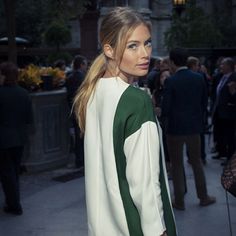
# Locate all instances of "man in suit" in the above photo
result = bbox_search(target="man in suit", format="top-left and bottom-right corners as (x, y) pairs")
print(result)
(0, 62), (33, 215)
(187, 56), (209, 165)
(162, 48), (216, 210)
(212, 57), (236, 165)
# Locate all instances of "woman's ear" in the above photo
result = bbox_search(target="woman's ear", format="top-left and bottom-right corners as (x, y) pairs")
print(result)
(103, 44), (114, 59)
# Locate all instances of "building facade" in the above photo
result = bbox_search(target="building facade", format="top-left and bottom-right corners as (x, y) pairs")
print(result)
(71, 0), (173, 59)
(70, 0), (236, 60)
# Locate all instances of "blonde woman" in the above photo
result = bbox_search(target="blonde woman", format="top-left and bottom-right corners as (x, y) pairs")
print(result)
(74, 7), (177, 236)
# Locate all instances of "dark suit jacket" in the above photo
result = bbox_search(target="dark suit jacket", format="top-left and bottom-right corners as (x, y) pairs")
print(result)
(162, 68), (207, 135)
(215, 72), (236, 120)
(0, 85), (33, 149)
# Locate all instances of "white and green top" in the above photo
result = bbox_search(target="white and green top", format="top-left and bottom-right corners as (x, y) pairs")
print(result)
(84, 77), (177, 236)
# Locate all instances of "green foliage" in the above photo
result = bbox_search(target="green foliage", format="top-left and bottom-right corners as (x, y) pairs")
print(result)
(0, 0), (90, 46)
(211, 2), (236, 47)
(15, 0), (48, 45)
(43, 20), (72, 50)
(164, 2), (223, 49)
(46, 0), (91, 21)
(41, 0), (91, 50)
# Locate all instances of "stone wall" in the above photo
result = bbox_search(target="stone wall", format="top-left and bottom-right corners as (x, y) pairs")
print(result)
(22, 88), (70, 172)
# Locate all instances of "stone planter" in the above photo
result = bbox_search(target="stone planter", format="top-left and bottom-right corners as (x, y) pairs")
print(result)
(22, 88), (70, 172)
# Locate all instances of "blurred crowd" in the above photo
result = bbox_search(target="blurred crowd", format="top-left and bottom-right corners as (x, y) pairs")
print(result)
(136, 49), (236, 210)
(143, 52), (236, 167)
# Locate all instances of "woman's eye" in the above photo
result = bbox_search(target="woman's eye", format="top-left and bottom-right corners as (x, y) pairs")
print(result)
(127, 44), (138, 50)
(145, 40), (152, 48)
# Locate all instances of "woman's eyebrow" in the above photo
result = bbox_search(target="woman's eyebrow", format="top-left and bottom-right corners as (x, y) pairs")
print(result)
(127, 37), (152, 44)
(145, 37), (152, 41)
(127, 40), (139, 43)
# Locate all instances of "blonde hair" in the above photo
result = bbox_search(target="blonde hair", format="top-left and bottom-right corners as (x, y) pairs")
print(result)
(73, 7), (151, 132)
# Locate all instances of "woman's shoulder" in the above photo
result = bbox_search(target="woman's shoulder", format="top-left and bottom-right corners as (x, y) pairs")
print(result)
(125, 86), (151, 104)
(119, 85), (154, 117)
(116, 86), (156, 137)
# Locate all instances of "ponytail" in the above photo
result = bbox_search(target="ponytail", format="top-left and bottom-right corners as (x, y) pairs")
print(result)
(73, 53), (106, 133)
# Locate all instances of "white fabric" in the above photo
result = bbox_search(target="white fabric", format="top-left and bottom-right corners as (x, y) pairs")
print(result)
(124, 121), (166, 235)
(85, 77), (129, 236)
(84, 77), (167, 236)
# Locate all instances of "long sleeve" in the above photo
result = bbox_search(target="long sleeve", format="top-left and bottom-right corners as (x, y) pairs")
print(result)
(124, 121), (166, 235)
(112, 85), (177, 236)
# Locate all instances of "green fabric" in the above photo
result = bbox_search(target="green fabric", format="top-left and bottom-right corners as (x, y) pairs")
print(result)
(158, 137), (177, 236)
(113, 86), (153, 236)
(113, 85), (177, 236)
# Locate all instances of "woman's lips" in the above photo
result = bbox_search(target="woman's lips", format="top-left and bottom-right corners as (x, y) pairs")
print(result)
(137, 62), (149, 70)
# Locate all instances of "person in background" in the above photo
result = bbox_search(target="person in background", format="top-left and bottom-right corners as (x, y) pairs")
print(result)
(65, 55), (88, 168)
(212, 57), (236, 165)
(152, 56), (171, 116)
(187, 56), (208, 165)
(73, 7), (177, 236)
(210, 57), (224, 157)
(160, 57), (171, 74)
(147, 57), (161, 94)
(53, 59), (67, 88)
(153, 69), (170, 118)
(152, 69), (172, 177)
(162, 48), (216, 210)
(187, 56), (200, 71)
(54, 59), (66, 71)
(0, 62), (33, 215)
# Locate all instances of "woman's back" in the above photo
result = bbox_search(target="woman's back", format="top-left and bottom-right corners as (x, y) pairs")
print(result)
(85, 77), (130, 235)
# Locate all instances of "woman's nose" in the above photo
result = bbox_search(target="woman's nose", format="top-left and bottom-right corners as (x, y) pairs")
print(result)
(140, 46), (150, 58)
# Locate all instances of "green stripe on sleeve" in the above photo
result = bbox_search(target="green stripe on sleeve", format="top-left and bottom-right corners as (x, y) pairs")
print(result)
(113, 86), (155, 236)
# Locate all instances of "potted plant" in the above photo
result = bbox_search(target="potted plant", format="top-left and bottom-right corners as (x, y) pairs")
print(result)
(18, 64), (66, 92)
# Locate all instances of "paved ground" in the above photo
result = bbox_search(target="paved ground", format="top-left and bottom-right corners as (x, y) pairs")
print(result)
(0, 138), (236, 236)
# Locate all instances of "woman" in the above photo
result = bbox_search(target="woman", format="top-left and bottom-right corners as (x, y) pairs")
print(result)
(74, 7), (177, 236)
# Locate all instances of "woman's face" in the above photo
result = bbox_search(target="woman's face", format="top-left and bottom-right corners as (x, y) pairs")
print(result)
(117, 24), (152, 81)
